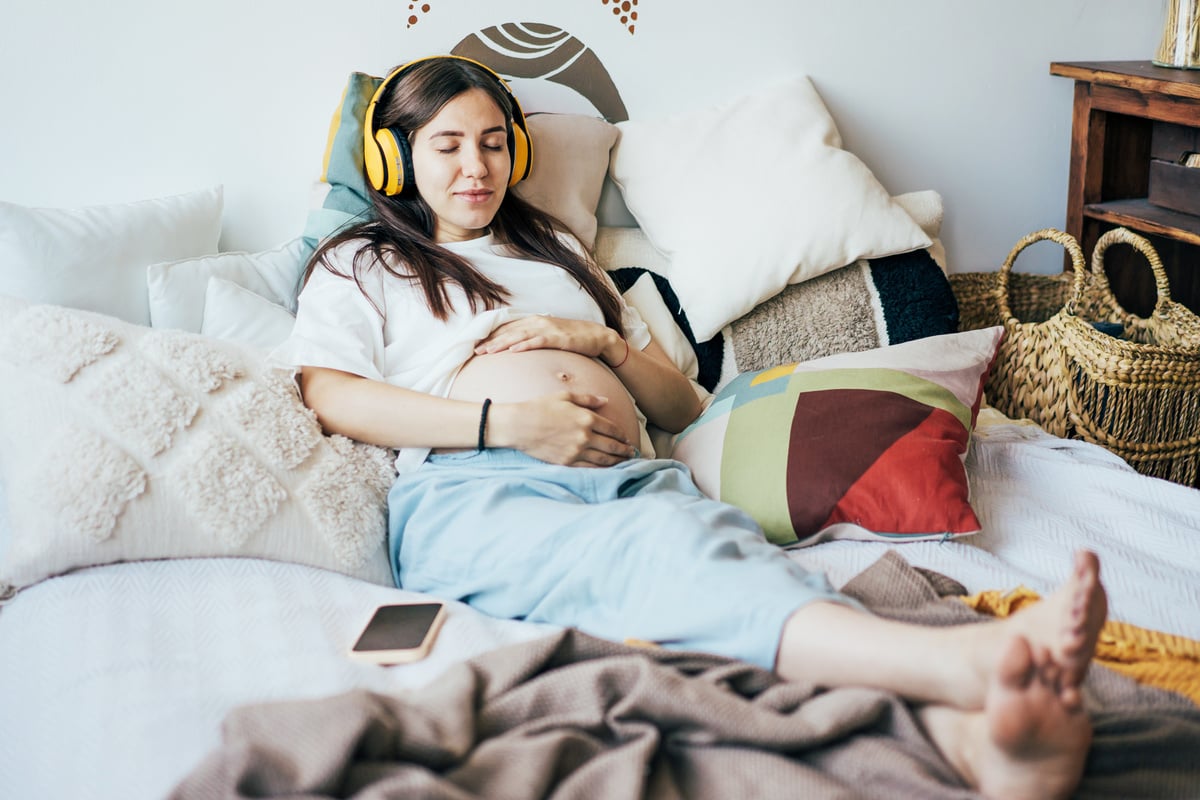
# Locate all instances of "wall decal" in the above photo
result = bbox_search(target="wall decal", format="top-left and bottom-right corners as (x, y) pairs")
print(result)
(407, 2), (432, 28)
(452, 23), (629, 122)
(404, 3), (640, 34)
(601, 0), (638, 34)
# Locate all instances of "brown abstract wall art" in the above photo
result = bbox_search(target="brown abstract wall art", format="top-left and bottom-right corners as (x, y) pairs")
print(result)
(452, 23), (628, 122)
(407, 2), (640, 35)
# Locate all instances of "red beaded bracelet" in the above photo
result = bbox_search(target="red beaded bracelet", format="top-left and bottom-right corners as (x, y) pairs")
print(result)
(609, 337), (630, 369)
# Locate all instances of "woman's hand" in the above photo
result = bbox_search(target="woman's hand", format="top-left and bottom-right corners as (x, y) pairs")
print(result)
(474, 316), (626, 366)
(490, 391), (638, 467)
(475, 315), (703, 436)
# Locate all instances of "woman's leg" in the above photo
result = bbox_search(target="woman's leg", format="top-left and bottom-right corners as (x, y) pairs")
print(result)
(388, 451), (861, 669)
(774, 550), (1107, 708)
(776, 551), (1106, 800)
(392, 452), (1106, 798)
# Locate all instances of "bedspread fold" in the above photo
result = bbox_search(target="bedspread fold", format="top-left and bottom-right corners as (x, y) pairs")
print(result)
(171, 552), (1200, 800)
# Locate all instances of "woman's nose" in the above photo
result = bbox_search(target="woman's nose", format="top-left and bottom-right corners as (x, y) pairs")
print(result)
(460, 147), (488, 178)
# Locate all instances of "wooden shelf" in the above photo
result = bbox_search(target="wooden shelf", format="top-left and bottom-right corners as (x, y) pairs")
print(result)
(1050, 61), (1200, 102)
(1051, 60), (1200, 314)
(1083, 198), (1200, 246)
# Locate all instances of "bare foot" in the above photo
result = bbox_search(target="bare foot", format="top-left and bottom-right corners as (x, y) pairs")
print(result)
(971, 635), (1093, 799)
(774, 550), (1107, 713)
(964, 550), (1107, 706)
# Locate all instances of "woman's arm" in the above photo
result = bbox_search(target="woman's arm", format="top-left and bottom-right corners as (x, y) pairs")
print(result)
(473, 317), (704, 433)
(602, 335), (704, 433)
(299, 366), (639, 466)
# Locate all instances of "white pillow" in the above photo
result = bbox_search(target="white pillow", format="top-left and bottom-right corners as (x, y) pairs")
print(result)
(609, 77), (932, 341)
(201, 277), (297, 351)
(594, 225), (671, 274)
(0, 187), (223, 326)
(893, 189), (948, 271)
(513, 113), (619, 250)
(147, 236), (308, 333)
(0, 293), (396, 594)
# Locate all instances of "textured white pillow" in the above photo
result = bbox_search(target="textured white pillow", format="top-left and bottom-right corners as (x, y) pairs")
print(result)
(147, 236), (308, 333)
(0, 187), (223, 326)
(513, 113), (619, 250)
(201, 277), (297, 351)
(609, 77), (931, 341)
(0, 294), (396, 594)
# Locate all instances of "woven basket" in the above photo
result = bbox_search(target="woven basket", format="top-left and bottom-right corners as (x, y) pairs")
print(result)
(945, 230), (1088, 436)
(950, 268), (1075, 334)
(1058, 228), (1200, 486)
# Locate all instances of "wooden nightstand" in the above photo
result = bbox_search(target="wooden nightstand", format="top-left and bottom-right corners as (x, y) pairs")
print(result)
(1050, 60), (1200, 315)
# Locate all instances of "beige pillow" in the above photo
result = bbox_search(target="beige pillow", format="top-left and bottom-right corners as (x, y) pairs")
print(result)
(609, 76), (932, 341)
(0, 294), (397, 594)
(513, 113), (618, 250)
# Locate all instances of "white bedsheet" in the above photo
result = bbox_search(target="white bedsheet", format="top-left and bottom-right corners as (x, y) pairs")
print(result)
(2, 419), (1198, 799)
(0, 558), (561, 799)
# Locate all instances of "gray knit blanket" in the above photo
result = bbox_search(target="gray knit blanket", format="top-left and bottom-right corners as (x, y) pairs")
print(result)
(171, 552), (1200, 799)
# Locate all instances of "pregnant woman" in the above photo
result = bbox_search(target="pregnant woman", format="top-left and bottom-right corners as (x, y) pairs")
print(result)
(274, 55), (1107, 800)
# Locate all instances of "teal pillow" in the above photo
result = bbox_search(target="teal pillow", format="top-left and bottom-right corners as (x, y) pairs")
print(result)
(670, 327), (1003, 547)
(302, 72), (383, 257)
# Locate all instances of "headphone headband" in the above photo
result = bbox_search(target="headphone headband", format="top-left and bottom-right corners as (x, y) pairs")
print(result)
(363, 55), (532, 197)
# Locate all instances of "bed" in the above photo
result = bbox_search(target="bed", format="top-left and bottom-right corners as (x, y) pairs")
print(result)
(3, 57), (1200, 800)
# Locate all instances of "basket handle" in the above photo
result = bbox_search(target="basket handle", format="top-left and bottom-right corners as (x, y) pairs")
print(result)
(995, 228), (1087, 323)
(1089, 227), (1173, 320)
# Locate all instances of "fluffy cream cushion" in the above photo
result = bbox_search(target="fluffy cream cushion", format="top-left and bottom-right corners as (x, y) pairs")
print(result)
(0, 187), (223, 326)
(0, 294), (397, 594)
(609, 77), (932, 341)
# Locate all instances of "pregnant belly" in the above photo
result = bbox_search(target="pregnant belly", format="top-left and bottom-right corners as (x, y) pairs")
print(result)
(445, 349), (641, 448)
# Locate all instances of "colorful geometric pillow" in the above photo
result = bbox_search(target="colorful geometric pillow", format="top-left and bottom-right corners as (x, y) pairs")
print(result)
(669, 327), (1003, 546)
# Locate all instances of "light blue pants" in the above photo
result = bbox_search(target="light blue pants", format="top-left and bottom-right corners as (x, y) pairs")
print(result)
(387, 449), (854, 670)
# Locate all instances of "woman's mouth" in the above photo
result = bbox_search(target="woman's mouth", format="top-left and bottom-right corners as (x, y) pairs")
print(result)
(456, 189), (494, 204)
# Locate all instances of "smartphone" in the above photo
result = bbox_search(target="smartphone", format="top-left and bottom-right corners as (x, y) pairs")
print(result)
(348, 602), (446, 665)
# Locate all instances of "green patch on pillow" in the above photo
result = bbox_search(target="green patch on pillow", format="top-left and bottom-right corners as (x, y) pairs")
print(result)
(670, 327), (1003, 546)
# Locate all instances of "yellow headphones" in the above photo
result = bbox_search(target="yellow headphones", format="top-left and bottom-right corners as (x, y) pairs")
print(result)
(362, 55), (533, 197)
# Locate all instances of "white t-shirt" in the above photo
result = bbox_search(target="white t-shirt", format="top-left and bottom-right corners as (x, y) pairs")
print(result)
(271, 233), (652, 472)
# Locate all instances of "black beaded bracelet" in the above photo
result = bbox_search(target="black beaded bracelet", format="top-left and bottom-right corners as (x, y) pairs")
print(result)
(477, 398), (492, 452)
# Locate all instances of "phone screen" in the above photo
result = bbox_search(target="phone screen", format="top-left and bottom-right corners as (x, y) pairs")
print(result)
(350, 602), (445, 663)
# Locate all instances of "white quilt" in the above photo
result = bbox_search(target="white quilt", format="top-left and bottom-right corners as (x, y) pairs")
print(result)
(1, 418), (1198, 799)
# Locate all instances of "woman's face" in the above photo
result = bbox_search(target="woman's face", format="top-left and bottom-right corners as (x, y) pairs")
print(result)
(410, 87), (511, 243)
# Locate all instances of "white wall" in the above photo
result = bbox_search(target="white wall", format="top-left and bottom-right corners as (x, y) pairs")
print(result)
(0, 0), (1162, 274)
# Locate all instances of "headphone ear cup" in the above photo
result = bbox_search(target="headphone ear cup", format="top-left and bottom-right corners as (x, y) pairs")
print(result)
(508, 122), (532, 187)
(363, 122), (387, 193)
(371, 127), (415, 196)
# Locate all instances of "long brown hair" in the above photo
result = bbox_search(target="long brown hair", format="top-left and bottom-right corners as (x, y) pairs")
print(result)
(306, 57), (624, 333)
